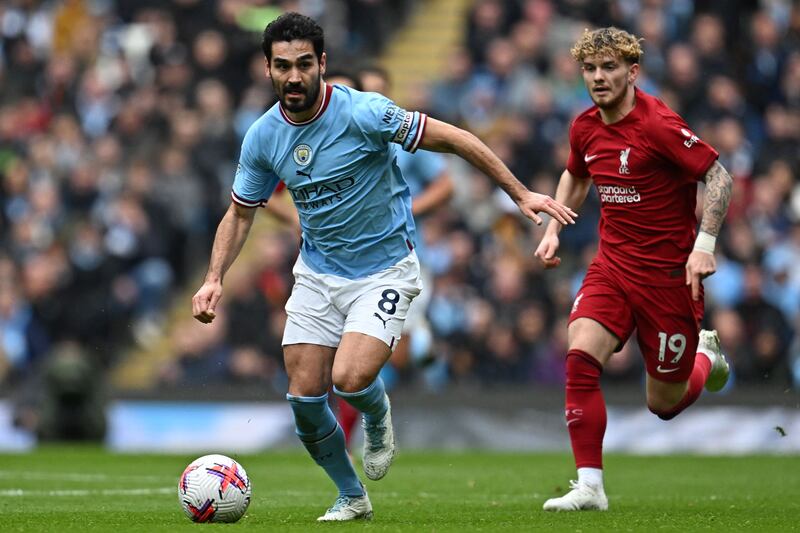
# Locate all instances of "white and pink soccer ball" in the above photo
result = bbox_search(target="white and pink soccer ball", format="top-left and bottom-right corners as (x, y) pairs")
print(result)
(178, 454), (251, 523)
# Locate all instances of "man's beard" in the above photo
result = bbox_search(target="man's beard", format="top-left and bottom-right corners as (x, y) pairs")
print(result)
(591, 85), (629, 110)
(277, 73), (322, 113)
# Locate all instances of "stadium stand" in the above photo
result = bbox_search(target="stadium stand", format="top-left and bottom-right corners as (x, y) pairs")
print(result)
(0, 0), (797, 425)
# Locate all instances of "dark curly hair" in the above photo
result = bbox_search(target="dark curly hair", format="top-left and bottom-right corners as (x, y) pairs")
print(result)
(261, 12), (325, 62)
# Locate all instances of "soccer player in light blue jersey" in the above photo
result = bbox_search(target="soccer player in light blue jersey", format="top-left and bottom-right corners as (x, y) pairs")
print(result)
(192, 12), (576, 522)
(358, 65), (453, 354)
(324, 67), (454, 447)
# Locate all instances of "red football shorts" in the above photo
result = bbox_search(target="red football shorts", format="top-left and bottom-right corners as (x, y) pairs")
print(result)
(569, 261), (704, 382)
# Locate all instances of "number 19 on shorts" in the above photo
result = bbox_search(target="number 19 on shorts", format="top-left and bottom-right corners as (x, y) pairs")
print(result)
(657, 332), (686, 363)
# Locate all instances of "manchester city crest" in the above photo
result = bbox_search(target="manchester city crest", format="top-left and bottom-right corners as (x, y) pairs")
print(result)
(293, 144), (313, 166)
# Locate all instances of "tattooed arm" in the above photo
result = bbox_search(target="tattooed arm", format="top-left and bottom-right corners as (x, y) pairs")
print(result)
(699, 160), (733, 237)
(686, 160), (733, 300)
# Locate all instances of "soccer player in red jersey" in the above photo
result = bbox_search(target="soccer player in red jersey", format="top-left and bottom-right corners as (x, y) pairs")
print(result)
(535, 28), (733, 511)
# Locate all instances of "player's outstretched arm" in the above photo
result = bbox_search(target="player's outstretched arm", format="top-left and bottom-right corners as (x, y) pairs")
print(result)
(419, 117), (577, 226)
(192, 203), (257, 323)
(686, 160), (733, 300)
(534, 169), (592, 269)
(698, 160), (733, 237)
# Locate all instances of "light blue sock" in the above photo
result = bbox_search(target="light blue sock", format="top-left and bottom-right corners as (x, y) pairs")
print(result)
(334, 377), (388, 424)
(286, 393), (363, 497)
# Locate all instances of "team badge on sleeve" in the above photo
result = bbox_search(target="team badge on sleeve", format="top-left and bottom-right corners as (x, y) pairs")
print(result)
(293, 144), (313, 166)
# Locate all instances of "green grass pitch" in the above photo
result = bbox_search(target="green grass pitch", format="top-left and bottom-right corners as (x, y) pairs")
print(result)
(1, 446), (797, 532)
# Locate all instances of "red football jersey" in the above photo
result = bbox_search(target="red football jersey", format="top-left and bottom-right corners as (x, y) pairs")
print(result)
(567, 89), (719, 286)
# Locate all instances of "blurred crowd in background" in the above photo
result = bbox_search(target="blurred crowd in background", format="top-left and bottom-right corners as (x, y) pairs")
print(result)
(0, 0), (798, 421)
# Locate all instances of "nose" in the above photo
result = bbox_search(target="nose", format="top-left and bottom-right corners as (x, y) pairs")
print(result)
(288, 67), (302, 84)
(593, 68), (605, 82)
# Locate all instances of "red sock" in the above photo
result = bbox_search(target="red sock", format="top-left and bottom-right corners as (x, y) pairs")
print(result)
(652, 353), (711, 421)
(336, 396), (360, 448)
(565, 349), (606, 469)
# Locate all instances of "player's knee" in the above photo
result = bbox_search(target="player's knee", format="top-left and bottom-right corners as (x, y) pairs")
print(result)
(647, 395), (680, 420)
(648, 404), (678, 421)
(331, 369), (373, 394)
(646, 385), (685, 418)
(287, 372), (329, 397)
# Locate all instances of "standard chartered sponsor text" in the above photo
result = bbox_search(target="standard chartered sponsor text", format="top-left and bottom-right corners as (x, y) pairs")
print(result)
(597, 184), (641, 204)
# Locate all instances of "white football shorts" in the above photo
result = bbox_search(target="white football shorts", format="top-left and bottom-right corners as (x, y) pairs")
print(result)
(402, 263), (433, 333)
(282, 251), (423, 350)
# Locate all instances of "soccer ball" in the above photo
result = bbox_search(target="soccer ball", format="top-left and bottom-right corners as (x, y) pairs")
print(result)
(178, 454), (251, 523)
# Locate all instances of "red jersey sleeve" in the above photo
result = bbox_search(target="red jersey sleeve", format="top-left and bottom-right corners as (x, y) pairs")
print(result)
(648, 104), (718, 181)
(274, 181), (287, 194)
(566, 120), (589, 178)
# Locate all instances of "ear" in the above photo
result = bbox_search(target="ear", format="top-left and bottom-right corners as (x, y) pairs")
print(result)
(319, 51), (327, 76)
(628, 62), (640, 85)
(264, 58), (271, 79)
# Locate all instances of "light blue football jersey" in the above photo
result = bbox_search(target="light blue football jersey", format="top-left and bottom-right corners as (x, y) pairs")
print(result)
(232, 84), (428, 279)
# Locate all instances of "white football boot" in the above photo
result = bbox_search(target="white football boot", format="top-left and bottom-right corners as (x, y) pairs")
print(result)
(543, 480), (608, 512)
(317, 489), (373, 521)
(362, 395), (396, 481)
(698, 329), (730, 392)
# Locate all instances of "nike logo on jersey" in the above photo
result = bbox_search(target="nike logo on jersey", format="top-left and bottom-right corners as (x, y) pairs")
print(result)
(373, 312), (390, 329)
(656, 365), (680, 374)
(566, 418), (580, 426)
(584, 154), (598, 163)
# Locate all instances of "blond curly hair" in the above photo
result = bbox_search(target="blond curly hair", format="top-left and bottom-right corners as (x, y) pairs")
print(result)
(570, 27), (643, 64)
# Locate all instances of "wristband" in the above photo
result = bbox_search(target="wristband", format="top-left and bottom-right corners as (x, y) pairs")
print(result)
(693, 231), (716, 254)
